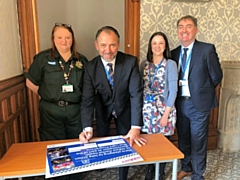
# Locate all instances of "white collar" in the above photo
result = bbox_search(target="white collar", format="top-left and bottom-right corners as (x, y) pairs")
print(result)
(101, 57), (116, 71)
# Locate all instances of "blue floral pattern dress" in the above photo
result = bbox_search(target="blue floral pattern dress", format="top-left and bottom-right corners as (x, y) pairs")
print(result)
(141, 61), (176, 136)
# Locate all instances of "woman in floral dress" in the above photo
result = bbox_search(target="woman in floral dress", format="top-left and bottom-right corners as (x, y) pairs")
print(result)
(140, 32), (178, 180)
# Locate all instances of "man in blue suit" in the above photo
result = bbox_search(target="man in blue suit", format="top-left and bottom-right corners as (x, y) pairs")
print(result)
(79, 26), (146, 180)
(171, 15), (222, 180)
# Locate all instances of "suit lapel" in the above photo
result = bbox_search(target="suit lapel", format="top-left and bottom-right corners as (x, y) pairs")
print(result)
(112, 52), (123, 99)
(96, 57), (112, 95)
(188, 40), (200, 76)
(173, 47), (181, 65)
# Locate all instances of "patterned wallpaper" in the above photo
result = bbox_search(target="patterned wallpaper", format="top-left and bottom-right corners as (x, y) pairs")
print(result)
(140, 0), (240, 62)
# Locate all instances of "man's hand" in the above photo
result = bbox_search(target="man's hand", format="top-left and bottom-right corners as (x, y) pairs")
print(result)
(79, 131), (93, 143)
(123, 128), (147, 147)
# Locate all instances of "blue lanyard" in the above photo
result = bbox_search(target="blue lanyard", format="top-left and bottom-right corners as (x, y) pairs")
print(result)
(104, 65), (114, 87)
(148, 57), (164, 91)
(179, 48), (192, 77)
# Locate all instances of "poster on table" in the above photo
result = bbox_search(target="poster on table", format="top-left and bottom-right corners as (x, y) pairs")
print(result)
(45, 136), (143, 178)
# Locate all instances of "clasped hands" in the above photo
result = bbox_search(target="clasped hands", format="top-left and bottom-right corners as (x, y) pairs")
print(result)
(79, 128), (147, 147)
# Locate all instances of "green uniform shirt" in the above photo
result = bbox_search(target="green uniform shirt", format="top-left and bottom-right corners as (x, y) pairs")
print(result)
(26, 49), (88, 103)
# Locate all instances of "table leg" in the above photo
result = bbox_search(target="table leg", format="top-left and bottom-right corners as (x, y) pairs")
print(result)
(155, 163), (159, 180)
(171, 159), (178, 180)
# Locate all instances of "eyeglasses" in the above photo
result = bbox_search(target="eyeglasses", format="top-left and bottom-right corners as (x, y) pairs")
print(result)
(55, 22), (72, 28)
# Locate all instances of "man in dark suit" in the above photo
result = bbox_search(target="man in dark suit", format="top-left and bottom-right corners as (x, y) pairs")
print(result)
(79, 26), (146, 180)
(171, 15), (222, 180)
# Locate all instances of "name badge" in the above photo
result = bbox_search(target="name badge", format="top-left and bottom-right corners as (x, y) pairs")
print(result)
(62, 84), (73, 93)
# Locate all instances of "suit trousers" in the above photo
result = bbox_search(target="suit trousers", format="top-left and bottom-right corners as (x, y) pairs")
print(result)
(176, 98), (210, 180)
(97, 115), (130, 180)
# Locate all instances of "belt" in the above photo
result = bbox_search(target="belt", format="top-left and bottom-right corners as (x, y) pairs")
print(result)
(44, 100), (79, 106)
(178, 96), (191, 100)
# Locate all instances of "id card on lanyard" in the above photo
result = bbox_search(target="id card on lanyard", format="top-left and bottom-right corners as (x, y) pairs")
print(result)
(59, 60), (74, 93)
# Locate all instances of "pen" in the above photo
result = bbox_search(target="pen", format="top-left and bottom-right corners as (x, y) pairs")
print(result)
(83, 129), (88, 140)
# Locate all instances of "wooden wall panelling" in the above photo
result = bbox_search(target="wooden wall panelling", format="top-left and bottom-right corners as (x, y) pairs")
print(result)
(0, 76), (29, 158)
(17, 0), (41, 141)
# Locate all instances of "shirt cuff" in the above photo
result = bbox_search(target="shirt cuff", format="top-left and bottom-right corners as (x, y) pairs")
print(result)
(84, 127), (93, 132)
(131, 126), (141, 129)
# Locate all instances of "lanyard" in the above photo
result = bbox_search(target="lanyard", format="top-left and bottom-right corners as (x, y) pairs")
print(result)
(179, 48), (192, 77)
(59, 60), (74, 84)
(148, 57), (164, 91)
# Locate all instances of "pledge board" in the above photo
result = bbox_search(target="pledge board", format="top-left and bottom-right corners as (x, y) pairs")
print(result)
(45, 136), (143, 178)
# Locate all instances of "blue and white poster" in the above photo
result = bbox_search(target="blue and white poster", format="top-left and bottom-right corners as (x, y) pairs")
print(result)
(45, 136), (143, 178)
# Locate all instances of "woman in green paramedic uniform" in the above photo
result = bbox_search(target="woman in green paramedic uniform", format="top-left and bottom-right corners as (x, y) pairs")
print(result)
(26, 23), (87, 141)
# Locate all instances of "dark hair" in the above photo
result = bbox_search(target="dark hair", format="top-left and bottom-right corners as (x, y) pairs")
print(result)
(95, 26), (120, 42)
(146, 32), (171, 62)
(50, 23), (79, 59)
(177, 15), (198, 27)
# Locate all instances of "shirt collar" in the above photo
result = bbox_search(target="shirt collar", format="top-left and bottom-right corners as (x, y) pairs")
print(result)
(101, 57), (116, 71)
(54, 49), (75, 61)
(181, 40), (194, 52)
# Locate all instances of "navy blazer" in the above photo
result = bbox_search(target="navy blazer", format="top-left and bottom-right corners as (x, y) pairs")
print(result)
(171, 40), (223, 112)
(81, 51), (143, 130)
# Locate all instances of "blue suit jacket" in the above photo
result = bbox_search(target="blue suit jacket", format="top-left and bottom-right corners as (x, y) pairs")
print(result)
(171, 40), (223, 112)
(81, 51), (143, 130)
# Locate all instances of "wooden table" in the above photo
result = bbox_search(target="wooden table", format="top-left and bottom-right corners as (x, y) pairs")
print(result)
(0, 134), (183, 180)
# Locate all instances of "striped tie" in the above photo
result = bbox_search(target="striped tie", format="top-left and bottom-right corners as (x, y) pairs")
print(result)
(107, 63), (114, 89)
(107, 63), (117, 118)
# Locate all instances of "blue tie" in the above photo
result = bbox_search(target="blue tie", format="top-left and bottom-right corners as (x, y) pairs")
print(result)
(107, 63), (117, 118)
(180, 48), (188, 79)
(182, 48), (188, 67)
(107, 63), (114, 89)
